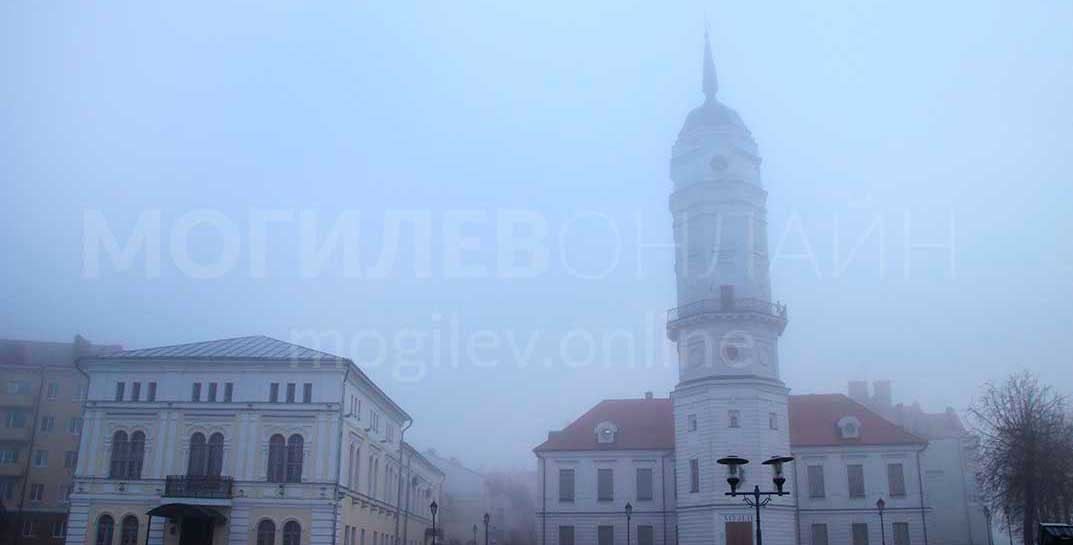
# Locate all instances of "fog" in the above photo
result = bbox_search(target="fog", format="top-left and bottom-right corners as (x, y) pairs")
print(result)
(2, 0), (1071, 472)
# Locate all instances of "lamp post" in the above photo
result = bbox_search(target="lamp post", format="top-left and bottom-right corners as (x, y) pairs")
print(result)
(429, 501), (438, 545)
(472, 524), (478, 545)
(876, 498), (887, 545)
(483, 512), (490, 545)
(717, 455), (794, 545)
(625, 502), (633, 545)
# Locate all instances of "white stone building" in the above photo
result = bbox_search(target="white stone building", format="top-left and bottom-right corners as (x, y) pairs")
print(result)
(65, 335), (443, 545)
(534, 31), (988, 545)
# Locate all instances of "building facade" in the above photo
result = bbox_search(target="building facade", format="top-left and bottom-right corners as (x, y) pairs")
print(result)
(64, 336), (442, 545)
(0, 336), (120, 545)
(534, 30), (989, 545)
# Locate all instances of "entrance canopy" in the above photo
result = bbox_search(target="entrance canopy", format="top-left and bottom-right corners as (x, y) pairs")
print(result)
(147, 503), (227, 524)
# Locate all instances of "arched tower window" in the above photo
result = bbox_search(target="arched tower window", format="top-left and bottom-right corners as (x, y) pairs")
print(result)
(256, 520), (276, 545)
(187, 433), (207, 476)
(94, 515), (114, 545)
(109, 431), (129, 479)
(267, 434), (286, 482)
(286, 434), (303, 483)
(283, 521), (301, 545)
(119, 516), (138, 545)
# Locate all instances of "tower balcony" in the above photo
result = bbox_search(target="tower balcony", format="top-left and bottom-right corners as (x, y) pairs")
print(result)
(667, 297), (788, 339)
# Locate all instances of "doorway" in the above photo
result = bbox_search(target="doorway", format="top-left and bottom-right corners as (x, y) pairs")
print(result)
(726, 521), (753, 545)
(179, 517), (215, 545)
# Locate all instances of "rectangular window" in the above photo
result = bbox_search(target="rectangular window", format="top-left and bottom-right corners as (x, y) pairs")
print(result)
(64, 451), (78, 469)
(286, 383), (296, 403)
(769, 411), (778, 430)
(224, 383), (234, 402)
(191, 382), (201, 402)
(597, 525), (614, 545)
(47, 383), (59, 400)
(888, 463), (906, 497)
(637, 525), (654, 545)
(115, 382), (125, 401)
(636, 468), (653, 501)
(147, 382), (157, 401)
(559, 469), (575, 502)
(728, 409), (740, 428)
(270, 383), (280, 402)
(848, 464), (866, 498)
(687, 414), (697, 431)
(558, 526), (574, 545)
(303, 383), (312, 403)
(33, 449), (47, 467)
(852, 523), (870, 545)
(21, 519), (33, 537)
(807, 465), (826, 498)
(207, 382), (218, 402)
(6, 410), (27, 428)
(52, 518), (66, 538)
(0, 479), (15, 499)
(30, 483), (44, 501)
(811, 524), (829, 545)
(690, 458), (700, 493)
(131, 382), (141, 401)
(0, 447), (19, 464)
(597, 468), (613, 501)
(38, 415), (55, 432)
(68, 417), (83, 435)
(893, 523), (910, 545)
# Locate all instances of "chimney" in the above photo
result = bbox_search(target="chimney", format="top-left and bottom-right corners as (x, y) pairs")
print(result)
(848, 381), (869, 404)
(644, 391), (654, 400)
(873, 380), (892, 409)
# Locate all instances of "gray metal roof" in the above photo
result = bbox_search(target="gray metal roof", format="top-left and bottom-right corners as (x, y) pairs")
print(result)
(100, 335), (348, 362)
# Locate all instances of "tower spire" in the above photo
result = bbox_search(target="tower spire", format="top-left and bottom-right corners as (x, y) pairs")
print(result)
(702, 25), (718, 101)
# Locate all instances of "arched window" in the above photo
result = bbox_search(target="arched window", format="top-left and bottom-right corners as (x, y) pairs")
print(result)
(187, 433), (207, 476)
(119, 516), (138, 545)
(110, 431), (129, 479)
(267, 434), (286, 482)
(207, 433), (224, 477)
(128, 431), (145, 479)
(285, 434), (303, 483)
(283, 521), (301, 545)
(95, 515), (114, 545)
(256, 520), (275, 545)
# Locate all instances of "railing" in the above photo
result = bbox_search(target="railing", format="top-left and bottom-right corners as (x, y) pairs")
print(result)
(163, 475), (234, 499)
(668, 297), (787, 322)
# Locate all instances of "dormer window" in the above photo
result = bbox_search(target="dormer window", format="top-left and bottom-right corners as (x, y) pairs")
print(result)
(594, 421), (619, 444)
(837, 416), (862, 439)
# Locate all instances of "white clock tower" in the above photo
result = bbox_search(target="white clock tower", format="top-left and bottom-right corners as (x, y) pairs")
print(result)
(668, 30), (794, 545)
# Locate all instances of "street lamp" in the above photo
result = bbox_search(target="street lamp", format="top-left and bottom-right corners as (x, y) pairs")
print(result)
(429, 501), (438, 545)
(472, 524), (478, 545)
(625, 502), (633, 545)
(717, 455), (795, 545)
(483, 512), (490, 545)
(876, 498), (887, 545)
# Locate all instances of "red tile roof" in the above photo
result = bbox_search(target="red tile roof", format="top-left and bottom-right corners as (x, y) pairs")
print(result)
(789, 394), (925, 447)
(534, 398), (675, 452)
(535, 393), (924, 452)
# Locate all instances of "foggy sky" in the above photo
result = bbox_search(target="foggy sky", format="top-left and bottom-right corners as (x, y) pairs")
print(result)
(2, 1), (1071, 470)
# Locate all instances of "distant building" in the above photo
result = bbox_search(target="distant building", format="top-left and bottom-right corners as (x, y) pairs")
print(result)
(0, 336), (120, 545)
(422, 450), (488, 545)
(64, 335), (443, 545)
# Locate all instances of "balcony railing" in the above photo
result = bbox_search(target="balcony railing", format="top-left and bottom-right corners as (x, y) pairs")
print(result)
(163, 475), (234, 499)
(668, 297), (787, 322)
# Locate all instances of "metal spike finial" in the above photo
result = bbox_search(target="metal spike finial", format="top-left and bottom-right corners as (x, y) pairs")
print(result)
(702, 23), (719, 100)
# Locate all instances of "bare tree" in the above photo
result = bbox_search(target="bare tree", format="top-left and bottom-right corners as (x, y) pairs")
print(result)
(970, 372), (1073, 545)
